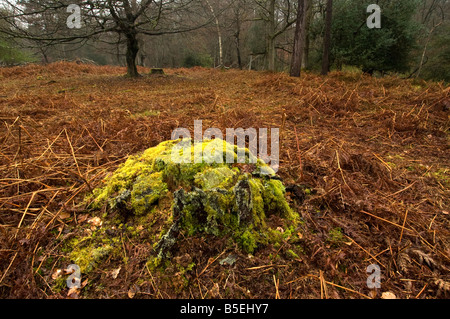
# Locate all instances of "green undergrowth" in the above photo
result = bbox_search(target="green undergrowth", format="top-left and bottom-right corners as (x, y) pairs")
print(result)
(63, 138), (301, 277)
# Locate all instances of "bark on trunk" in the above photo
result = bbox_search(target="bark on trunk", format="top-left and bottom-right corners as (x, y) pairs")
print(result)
(267, 36), (275, 71)
(40, 47), (49, 64)
(206, 0), (223, 67)
(235, 9), (242, 69)
(302, 0), (312, 69)
(321, 0), (333, 76)
(235, 31), (242, 69)
(266, 0), (276, 71)
(290, 0), (307, 77)
(125, 31), (140, 77)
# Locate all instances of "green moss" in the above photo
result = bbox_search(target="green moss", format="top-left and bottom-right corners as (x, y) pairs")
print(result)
(286, 249), (300, 259)
(386, 161), (396, 168)
(62, 226), (120, 275)
(70, 243), (113, 273)
(429, 168), (449, 187)
(146, 255), (170, 272)
(92, 138), (266, 208)
(246, 179), (266, 227)
(82, 138), (297, 265)
(52, 276), (68, 293)
(194, 166), (237, 190)
(263, 179), (296, 219)
(237, 229), (258, 253)
(328, 227), (345, 246)
(267, 228), (284, 242)
(130, 171), (168, 215)
(254, 158), (276, 176)
(91, 140), (176, 206)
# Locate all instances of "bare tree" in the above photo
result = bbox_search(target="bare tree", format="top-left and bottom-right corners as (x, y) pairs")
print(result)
(205, 0), (223, 67)
(321, 0), (332, 75)
(231, 0), (248, 69)
(0, 0), (212, 77)
(252, 0), (297, 71)
(289, 0), (307, 77)
(301, 0), (312, 69)
(415, 0), (447, 78)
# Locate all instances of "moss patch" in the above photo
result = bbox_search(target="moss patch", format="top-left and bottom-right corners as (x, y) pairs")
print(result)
(70, 138), (298, 274)
(327, 227), (346, 247)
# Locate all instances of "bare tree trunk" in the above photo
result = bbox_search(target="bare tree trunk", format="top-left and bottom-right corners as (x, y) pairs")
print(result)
(206, 0), (223, 67)
(217, 24), (223, 67)
(42, 53), (49, 64)
(235, 32), (242, 69)
(290, 0), (307, 77)
(321, 0), (333, 75)
(234, 6), (242, 69)
(266, 0), (276, 71)
(39, 45), (49, 64)
(416, 22), (442, 79)
(267, 37), (275, 71)
(125, 30), (140, 77)
(302, 0), (312, 69)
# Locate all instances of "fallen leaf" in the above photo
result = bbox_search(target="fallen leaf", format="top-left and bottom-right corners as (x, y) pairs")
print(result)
(67, 287), (80, 299)
(52, 269), (63, 280)
(63, 267), (75, 275)
(381, 291), (396, 299)
(111, 266), (121, 279)
(343, 241), (353, 246)
(81, 278), (88, 288)
(77, 214), (89, 223)
(128, 284), (139, 299)
(59, 211), (71, 219)
(87, 216), (102, 227)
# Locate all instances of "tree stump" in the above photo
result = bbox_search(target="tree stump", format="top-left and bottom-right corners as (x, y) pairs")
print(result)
(150, 68), (165, 75)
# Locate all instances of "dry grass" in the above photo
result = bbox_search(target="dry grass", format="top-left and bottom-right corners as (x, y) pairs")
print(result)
(0, 62), (449, 299)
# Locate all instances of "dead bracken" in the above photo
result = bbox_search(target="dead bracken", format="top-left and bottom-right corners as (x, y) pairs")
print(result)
(0, 62), (448, 299)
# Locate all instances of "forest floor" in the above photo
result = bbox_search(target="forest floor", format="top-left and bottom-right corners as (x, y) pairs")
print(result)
(0, 62), (449, 299)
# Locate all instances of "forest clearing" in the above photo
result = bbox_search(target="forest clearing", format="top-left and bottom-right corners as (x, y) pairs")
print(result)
(0, 62), (448, 299)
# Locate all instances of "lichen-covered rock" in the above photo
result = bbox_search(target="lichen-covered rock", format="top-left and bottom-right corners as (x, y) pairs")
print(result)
(85, 138), (298, 264)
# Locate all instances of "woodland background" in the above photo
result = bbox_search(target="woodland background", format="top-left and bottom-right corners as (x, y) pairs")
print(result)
(0, 0), (449, 81)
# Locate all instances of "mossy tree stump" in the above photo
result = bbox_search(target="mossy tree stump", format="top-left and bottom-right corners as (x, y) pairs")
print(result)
(69, 139), (300, 273)
(149, 68), (164, 75)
